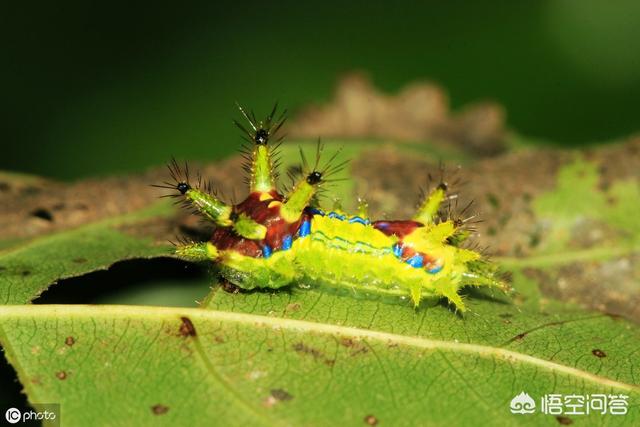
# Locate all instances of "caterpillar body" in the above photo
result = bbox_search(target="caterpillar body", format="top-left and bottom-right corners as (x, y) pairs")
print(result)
(158, 105), (505, 311)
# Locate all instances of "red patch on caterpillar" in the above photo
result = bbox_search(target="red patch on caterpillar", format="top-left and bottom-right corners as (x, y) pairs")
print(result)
(372, 220), (423, 238)
(210, 191), (309, 257)
(211, 228), (263, 257)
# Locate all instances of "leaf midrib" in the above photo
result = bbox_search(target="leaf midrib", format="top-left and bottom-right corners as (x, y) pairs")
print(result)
(1, 304), (637, 393)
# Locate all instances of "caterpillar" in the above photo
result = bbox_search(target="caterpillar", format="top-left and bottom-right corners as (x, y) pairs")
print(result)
(157, 105), (505, 311)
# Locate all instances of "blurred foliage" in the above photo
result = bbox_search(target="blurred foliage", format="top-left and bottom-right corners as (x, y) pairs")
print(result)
(3, 0), (640, 179)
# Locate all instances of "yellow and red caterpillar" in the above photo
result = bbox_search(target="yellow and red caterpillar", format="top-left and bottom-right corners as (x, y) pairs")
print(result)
(157, 105), (505, 311)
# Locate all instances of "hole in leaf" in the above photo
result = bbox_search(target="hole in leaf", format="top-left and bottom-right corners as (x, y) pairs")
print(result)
(0, 350), (32, 414)
(33, 257), (211, 306)
(30, 208), (54, 221)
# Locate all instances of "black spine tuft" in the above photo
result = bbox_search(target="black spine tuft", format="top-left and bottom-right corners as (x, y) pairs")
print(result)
(177, 182), (190, 194)
(255, 128), (269, 145)
(306, 171), (323, 185)
(235, 103), (287, 146)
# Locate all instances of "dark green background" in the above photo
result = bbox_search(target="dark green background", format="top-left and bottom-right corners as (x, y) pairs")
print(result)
(3, 0), (640, 180)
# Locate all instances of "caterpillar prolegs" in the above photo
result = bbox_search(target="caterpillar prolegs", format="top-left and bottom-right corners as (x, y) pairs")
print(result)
(158, 105), (506, 311)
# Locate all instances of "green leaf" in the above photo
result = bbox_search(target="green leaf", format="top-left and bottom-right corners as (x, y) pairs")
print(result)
(0, 202), (174, 305)
(1, 299), (638, 426)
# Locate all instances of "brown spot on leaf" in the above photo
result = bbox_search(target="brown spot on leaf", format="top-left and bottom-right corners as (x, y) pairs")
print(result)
(65, 336), (75, 346)
(56, 371), (67, 380)
(270, 389), (293, 402)
(178, 316), (196, 337)
(263, 389), (293, 408)
(513, 332), (527, 341)
(351, 347), (369, 356)
(151, 404), (169, 415)
(364, 415), (379, 425)
(592, 349), (606, 358)
(293, 342), (323, 359)
(340, 337), (355, 347)
(340, 337), (369, 356)
(292, 342), (336, 366)
(286, 302), (301, 312)
(556, 415), (573, 425)
(72, 257), (87, 264)
(221, 280), (241, 294)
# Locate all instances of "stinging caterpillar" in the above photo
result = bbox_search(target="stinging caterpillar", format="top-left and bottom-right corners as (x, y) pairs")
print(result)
(156, 104), (506, 311)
